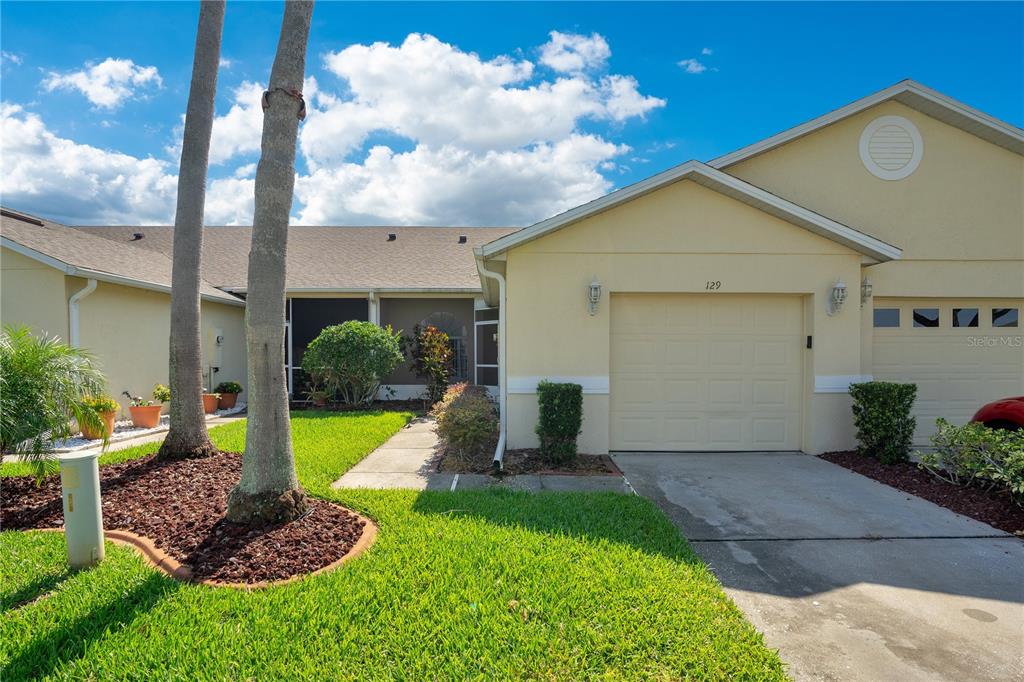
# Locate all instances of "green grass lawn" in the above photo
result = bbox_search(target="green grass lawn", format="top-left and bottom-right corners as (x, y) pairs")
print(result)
(1, 411), (786, 681)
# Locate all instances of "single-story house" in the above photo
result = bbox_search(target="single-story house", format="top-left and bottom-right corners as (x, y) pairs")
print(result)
(2, 80), (1021, 460)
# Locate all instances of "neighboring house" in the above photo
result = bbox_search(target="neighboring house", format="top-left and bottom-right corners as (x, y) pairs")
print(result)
(476, 80), (1023, 456)
(1, 80), (1020, 457)
(77, 225), (515, 398)
(1, 209), (247, 417)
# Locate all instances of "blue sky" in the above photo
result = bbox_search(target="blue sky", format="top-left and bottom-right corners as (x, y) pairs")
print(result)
(2, 1), (1021, 226)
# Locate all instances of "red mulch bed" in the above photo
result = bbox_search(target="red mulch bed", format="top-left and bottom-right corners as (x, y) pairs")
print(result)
(2, 452), (367, 583)
(820, 451), (1024, 536)
(439, 447), (620, 476)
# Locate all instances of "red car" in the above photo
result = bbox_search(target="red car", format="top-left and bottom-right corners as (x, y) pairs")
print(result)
(972, 397), (1024, 431)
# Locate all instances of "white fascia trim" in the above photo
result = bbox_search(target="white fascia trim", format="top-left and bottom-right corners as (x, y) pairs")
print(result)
(507, 376), (610, 395)
(2, 237), (243, 306)
(226, 287), (482, 295)
(815, 374), (873, 394)
(710, 80), (1024, 169)
(477, 161), (901, 262)
(2, 236), (76, 274)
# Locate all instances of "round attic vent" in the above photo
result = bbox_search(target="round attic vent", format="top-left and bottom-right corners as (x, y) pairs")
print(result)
(859, 115), (923, 180)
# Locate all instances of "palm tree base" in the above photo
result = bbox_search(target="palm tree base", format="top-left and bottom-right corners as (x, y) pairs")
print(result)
(225, 486), (309, 525)
(156, 436), (218, 461)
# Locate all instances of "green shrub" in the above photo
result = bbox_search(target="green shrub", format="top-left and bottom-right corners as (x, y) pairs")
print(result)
(302, 321), (404, 406)
(152, 384), (172, 402)
(919, 419), (1024, 503)
(849, 381), (917, 464)
(535, 381), (583, 465)
(403, 324), (452, 405)
(0, 325), (107, 480)
(214, 381), (242, 395)
(435, 383), (498, 458)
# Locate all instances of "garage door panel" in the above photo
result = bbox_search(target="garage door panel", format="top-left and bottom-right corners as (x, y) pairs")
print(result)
(611, 294), (803, 452)
(872, 298), (1024, 445)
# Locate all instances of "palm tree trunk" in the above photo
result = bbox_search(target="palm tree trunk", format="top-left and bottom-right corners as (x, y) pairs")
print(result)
(158, 0), (225, 460)
(226, 0), (314, 524)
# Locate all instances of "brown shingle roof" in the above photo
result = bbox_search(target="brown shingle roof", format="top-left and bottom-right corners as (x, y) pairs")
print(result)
(1, 208), (242, 304)
(75, 225), (520, 291)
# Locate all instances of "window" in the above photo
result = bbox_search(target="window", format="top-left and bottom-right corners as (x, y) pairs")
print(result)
(913, 308), (940, 328)
(993, 308), (1019, 328)
(873, 308), (900, 328)
(952, 308), (979, 328)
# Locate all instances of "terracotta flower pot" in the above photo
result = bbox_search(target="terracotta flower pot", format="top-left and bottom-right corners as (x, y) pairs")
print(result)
(202, 394), (220, 414)
(81, 410), (116, 440)
(218, 392), (238, 410)
(128, 404), (162, 429)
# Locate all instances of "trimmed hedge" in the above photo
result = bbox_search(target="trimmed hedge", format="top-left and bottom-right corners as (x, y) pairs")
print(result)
(849, 381), (917, 464)
(536, 381), (583, 465)
(434, 383), (498, 458)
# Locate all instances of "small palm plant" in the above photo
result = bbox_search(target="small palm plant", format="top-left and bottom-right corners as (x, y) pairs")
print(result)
(0, 325), (107, 481)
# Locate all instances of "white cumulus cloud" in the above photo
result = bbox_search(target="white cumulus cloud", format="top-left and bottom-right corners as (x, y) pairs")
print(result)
(539, 31), (611, 73)
(677, 58), (707, 74)
(6, 31), (664, 228)
(0, 104), (176, 224)
(42, 57), (162, 109)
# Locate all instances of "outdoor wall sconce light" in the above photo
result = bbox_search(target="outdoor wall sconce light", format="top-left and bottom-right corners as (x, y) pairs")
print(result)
(860, 277), (873, 305)
(827, 278), (848, 316)
(588, 277), (602, 316)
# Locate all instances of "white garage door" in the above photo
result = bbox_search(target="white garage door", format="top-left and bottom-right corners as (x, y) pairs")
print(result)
(872, 299), (1023, 445)
(610, 294), (804, 451)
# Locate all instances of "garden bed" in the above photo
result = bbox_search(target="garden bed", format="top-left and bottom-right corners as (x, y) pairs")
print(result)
(439, 447), (620, 476)
(3, 451), (370, 584)
(820, 451), (1024, 535)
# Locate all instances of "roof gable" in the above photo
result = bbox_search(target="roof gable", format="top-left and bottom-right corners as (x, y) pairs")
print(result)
(1, 208), (243, 305)
(477, 161), (901, 263)
(710, 80), (1024, 169)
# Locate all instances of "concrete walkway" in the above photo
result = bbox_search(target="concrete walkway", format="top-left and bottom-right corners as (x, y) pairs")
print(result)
(615, 452), (1024, 681)
(332, 418), (632, 493)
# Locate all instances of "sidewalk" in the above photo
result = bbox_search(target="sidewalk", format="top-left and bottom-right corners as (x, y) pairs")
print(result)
(332, 418), (633, 493)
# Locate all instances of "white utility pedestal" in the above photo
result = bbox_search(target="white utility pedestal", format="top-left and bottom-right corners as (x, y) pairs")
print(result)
(58, 450), (105, 568)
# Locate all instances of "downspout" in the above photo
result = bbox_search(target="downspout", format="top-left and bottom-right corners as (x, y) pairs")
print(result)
(68, 278), (97, 347)
(477, 260), (506, 471)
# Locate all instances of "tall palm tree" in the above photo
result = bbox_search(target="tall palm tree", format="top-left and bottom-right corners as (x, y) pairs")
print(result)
(158, 0), (226, 460)
(226, 0), (314, 524)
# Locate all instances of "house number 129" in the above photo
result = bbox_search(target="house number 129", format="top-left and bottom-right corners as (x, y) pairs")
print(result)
(705, 281), (722, 290)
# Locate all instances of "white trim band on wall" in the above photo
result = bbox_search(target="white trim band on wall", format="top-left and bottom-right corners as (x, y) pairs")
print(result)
(507, 376), (610, 395)
(815, 375), (873, 394)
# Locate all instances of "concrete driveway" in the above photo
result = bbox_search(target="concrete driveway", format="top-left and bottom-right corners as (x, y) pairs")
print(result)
(614, 452), (1024, 681)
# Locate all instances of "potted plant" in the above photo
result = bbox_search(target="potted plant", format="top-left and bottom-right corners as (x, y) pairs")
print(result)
(307, 388), (329, 408)
(202, 391), (221, 414)
(80, 395), (118, 440)
(215, 381), (243, 409)
(123, 384), (169, 429)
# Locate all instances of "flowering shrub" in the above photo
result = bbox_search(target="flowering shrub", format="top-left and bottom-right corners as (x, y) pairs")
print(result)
(404, 324), (452, 406)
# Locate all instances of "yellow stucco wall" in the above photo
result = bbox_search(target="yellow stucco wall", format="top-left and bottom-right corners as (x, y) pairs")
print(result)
(501, 179), (865, 454)
(1, 247), (70, 339)
(0, 268), (246, 417)
(74, 280), (247, 416)
(726, 100), (1024, 298)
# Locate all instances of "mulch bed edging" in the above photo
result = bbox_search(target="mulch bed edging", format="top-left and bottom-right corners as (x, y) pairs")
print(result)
(820, 451), (1024, 536)
(3, 451), (377, 585)
(35, 521), (377, 589)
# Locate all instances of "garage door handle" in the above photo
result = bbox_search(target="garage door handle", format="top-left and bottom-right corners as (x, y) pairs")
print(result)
(807, 336), (813, 349)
